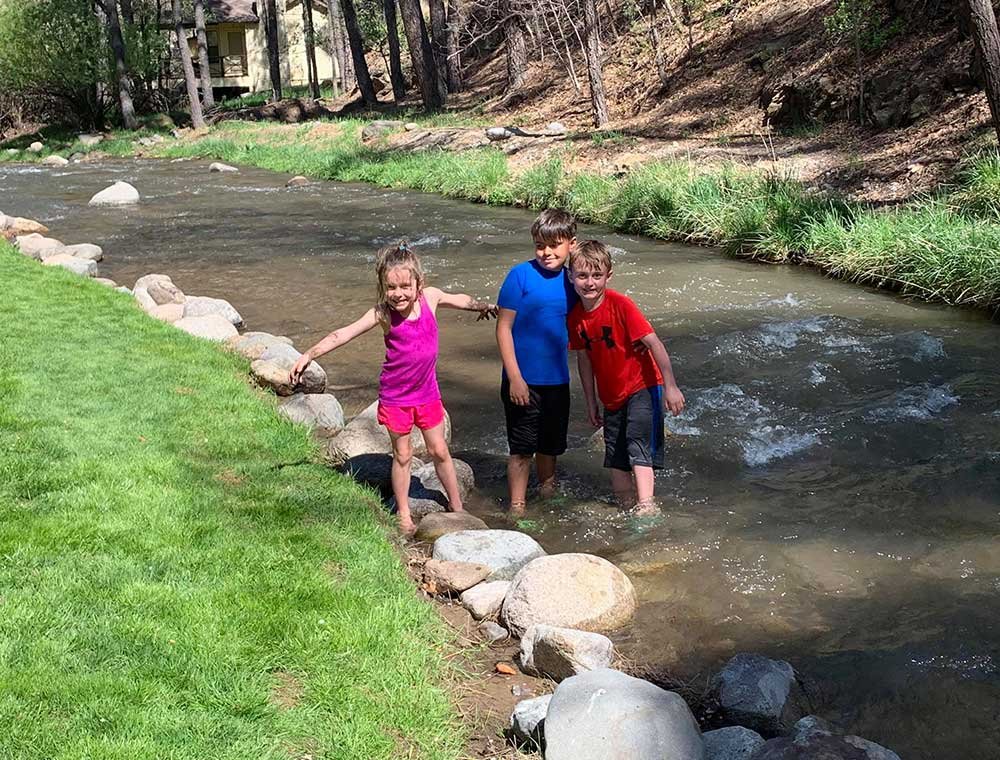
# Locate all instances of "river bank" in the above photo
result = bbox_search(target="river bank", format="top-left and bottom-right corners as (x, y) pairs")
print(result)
(0, 242), (465, 759)
(3, 118), (1000, 315)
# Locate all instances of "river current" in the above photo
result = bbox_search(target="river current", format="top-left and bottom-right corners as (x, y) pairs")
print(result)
(4, 159), (1000, 758)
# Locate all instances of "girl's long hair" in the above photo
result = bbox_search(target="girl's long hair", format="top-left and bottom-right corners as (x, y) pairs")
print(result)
(375, 242), (424, 320)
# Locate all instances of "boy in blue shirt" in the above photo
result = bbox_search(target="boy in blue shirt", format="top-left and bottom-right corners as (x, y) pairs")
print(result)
(495, 208), (578, 515)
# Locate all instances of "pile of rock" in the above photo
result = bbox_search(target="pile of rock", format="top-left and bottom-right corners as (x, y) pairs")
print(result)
(7, 217), (105, 279)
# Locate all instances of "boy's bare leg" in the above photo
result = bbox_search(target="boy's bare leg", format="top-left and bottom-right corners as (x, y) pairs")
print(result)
(388, 430), (416, 535)
(610, 468), (636, 508)
(632, 465), (658, 514)
(421, 422), (464, 512)
(536, 454), (558, 498)
(508, 454), (532, 515)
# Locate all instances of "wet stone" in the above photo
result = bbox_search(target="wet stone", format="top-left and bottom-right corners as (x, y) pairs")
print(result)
(713, 653), (798, 736)
(704, 726), (765, 760)
(414, 512), (488, 542)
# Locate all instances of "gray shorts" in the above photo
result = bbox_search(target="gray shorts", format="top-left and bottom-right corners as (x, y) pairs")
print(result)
(603, 385), (665, 471)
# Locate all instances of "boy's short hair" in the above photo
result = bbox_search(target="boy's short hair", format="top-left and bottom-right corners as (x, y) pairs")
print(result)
(570, 240), (612, 274)
(531, 208), (577, 245)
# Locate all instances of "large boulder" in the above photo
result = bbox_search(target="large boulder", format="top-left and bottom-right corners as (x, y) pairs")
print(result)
(712, 654), (798, 736)
(183, 295), (244, 327)
(501, 553), (637, 636)
(278, 393), (345, 432)
(413, 458), (475, 502)
(423, 559), (491, 595)
(509, 694), (551, 751)
(544, 669), (704, 760)
(146, 279), (186, 306)
(327, 401), (451, 461)
(62, 243), (103, 261)
(250, 360), (295, 396)
(460, 580), (510, 620)
(520, 624), (614, 681)
(174, 315), (239, 342)
(227, 331), (294, 360)
(42, 254), (97, 277)
(433, 530), (546, 581)
(415, 511), (488, 543)
(704, 726), (766, 760)
(89, 181), (139, 206)
(15, 233), (64, 260)
(149, 303), (185, 323)
(134, 273), (177, 292)
(252, 343), (326, 394)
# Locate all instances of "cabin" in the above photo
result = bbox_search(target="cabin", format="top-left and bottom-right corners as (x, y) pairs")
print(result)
(166, 0), (337, 97)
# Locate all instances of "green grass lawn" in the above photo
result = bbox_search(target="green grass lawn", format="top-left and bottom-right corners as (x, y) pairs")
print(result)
(0, 245), (462, 760)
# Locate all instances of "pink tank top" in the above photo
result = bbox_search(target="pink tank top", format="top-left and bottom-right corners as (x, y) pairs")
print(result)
(379, 295), (441, 406)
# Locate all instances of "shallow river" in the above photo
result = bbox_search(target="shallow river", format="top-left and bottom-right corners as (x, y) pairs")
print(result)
(5, 159), (1000, 758)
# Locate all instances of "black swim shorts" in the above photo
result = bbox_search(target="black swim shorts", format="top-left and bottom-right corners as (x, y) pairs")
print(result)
(603, 385), (665, 471)
(501, 377), (570, 457)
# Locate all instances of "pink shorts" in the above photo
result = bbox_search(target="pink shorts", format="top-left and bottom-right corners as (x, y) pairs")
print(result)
(377, 399), (446, 435)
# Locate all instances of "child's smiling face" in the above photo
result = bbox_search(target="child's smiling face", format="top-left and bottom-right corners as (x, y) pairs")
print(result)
(534, 236), (575, 271)
(571, 263), (611, 309)
(384, 265), (420, 313)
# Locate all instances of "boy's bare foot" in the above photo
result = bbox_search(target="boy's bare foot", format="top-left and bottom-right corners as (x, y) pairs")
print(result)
(509, 500), (526, 517)
(538, 477), (557, 500)
(449, 504), (465, 513)
(632, 500), (659, 516)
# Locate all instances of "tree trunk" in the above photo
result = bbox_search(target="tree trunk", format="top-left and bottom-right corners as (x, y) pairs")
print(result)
(193, 0), (215, 109)
(504, 7), (527, 92)
(445, 0), (463, 92)
(120, 0), (134, 25)
(428, 0), (449, 91)
(383, 0), (407, 100)
(967, 0), (1000, 144)
(303, 0), (322, 98)
(398, 0), (446, 109)
(102, 0), (138, 129)
(172, 0), (205, 128)
(325, 0), (341, 93)
(582, 0), (608, 126)
(327, 0), (351, 91)
(263, 0), (283, 101)
(340, 0), (378, 104)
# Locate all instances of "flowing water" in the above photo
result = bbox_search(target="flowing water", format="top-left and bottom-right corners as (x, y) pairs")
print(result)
(5, 159), (1000, 758)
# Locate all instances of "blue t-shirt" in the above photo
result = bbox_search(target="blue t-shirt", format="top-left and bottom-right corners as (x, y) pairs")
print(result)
(497, 260), (578, 385)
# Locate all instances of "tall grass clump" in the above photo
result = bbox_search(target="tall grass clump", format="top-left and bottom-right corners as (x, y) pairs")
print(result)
(952, 150), (1000, 219)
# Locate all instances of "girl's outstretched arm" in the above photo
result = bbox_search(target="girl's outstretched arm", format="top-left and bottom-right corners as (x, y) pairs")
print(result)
(424, 286), (498, 320)
(289, 308), (380, 384)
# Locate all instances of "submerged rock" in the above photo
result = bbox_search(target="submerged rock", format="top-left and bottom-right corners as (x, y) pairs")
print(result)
(41, 155), (68, 167)
(175, 315), (239, 342)
(433, 530), (546, 581)
(502, 553), (637, 636)
(460, 580), (510, 620)
(285, 175), (310, 188)
(89, 181), (139, 206)
(520, 624), (614, 681)
(704, 726), (766, 760)
(209, 161), (239, 173)
(713, 654), (799, 736)
(544, 669), (704, 760)
(415, 511), (488, 542)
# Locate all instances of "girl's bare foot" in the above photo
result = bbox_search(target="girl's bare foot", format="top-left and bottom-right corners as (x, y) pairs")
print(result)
(509, 500), (526, 518)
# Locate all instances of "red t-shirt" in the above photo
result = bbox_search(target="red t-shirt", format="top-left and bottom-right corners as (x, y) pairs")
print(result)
(568, 289), (663, 410)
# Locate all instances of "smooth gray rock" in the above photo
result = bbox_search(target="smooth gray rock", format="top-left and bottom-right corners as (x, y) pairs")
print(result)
(133, 287), (159, 314)
(278, 393), (345, 432)
(226, 331), (293, 360)
(486, 126), (515, 141)
(460, 580), (510, 620)
(209, 161), (239, 173)
(149, 303), (184, 323)
(183, 295), (243, 327)
(15, 233), (64, 260)
(88, 180), (139, 206)
(713, 654), (797, 735)
(146, 279), (186, 305)
(134, 273), (176, 292)
(408, 498), (446, 518)
(251, 360), (295, 395)
(42, 254), (97, 276)
(27, 141), (43, 153)
(62, 243), (103, 261)
(792, 715), (835, 741)
(41, 155), (68, 167)
(509, 694), (551, 751)
(479, 620), (509, 643)
(413, 458), (475, 502)
(782, 717), (899, 760)
(78, 134), (103, 147)
(545, 669), (704, 760)
(502, 553), (637, 636)
(704, 726), (766, 760)
(424, 558), (491, 594)
(749, 733), (897, 760)
(285, 175), (310, 188)
(174, 315), (238, 342)
(253, 344), (326, 394)
(433, 530), (546, 581)
(520, 624), (614, 681)
(415, 511), (488, 542)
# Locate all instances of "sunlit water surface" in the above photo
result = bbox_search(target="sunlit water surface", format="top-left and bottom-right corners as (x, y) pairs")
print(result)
(5, 159), (1000, 758)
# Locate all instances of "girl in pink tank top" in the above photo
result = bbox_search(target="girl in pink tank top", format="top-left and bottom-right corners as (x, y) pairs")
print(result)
(290, 242), (497, 535)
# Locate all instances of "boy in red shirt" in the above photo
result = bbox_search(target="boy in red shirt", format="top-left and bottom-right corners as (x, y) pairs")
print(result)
(568, 240), (685, 512)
